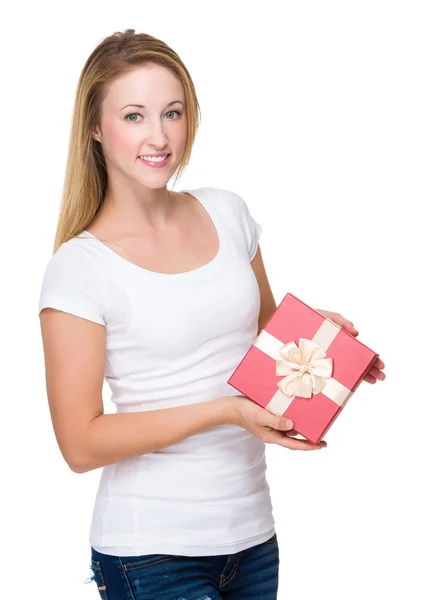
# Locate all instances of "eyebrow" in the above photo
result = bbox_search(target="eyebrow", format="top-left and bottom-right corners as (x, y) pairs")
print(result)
(120, 100), (184, 111)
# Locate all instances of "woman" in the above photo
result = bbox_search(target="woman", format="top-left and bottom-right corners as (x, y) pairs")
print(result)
(38, 29), (385, 600)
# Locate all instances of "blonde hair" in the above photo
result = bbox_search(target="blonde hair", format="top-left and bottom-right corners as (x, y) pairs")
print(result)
(52, 29), (201, 254)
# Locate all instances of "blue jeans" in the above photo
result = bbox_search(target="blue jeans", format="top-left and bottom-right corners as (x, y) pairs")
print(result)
(86, 532), (279, 599)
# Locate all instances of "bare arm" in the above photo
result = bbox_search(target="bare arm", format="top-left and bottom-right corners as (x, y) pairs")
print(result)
(80, 396), (238, 473)
(250, 245), (277, 335)
(39, 307), (241, 474)
(40, 303), (323, 475)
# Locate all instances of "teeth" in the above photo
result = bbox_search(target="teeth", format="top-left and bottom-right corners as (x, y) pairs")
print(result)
(140, 155), (168, 162)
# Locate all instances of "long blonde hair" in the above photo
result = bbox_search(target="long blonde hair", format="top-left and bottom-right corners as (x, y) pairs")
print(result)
(52, 29), (201, 254)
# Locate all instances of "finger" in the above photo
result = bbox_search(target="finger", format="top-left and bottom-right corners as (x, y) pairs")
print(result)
(267, 429), (326, 450)
(270, 415), (295, 432)
(285, 432), (323, 447)
(346, 321), (359, 335)
(363, 367), (386, 383)
(369, 366), (386, 380)
(375, 358), (385, 370)
(344, 321), (359, 336)
(284, 430), (309, 439)
(330, 314), (357, 332)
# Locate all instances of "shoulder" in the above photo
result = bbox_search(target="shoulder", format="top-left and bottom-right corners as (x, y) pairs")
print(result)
(196, 186), (244, 203)
(38, 235), (108, 325)
(187, 186), (250, 215)
(47, 234), (106, 267)
(40, 234), (108, 289)
(185, 186), (260, 232)
(203, 187), (258, 223)
(190, 187), (263, 261)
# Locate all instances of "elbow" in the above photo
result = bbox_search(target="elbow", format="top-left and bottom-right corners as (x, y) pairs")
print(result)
(68, 455), (88, 474)
(69, 462), (88, 474)
(68, 450), (100, 474)
(62, 433), (94, 474)
(66, 447), (91, 474)
(68, 451), (96, 473)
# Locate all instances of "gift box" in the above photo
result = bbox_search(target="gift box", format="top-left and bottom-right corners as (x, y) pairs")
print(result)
(228, 293), (379, 444)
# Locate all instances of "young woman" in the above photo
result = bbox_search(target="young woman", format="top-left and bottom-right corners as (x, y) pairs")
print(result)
(38, 29), (385, 600)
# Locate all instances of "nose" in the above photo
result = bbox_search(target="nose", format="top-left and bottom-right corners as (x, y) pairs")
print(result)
(147, 117), (168, 149)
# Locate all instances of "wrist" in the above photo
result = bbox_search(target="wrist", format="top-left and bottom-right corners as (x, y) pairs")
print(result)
(218, 395), (245, 427)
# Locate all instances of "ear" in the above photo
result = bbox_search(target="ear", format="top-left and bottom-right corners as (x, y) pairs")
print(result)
(92, 128), (102, 143)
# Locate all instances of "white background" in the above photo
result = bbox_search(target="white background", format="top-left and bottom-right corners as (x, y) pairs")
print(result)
(2, 1), (423, 599)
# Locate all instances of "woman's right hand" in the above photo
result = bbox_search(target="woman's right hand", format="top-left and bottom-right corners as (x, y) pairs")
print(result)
(231, 395), (327, 451)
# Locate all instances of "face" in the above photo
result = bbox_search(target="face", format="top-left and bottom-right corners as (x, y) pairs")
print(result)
(92, 64), (187, 189)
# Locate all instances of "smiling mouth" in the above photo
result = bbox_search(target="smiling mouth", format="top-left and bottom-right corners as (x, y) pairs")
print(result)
(139, 153), (171, 159)
(138, 154), (172, 167)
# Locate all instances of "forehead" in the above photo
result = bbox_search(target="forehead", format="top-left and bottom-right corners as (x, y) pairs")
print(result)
(103, 64), (185, 108)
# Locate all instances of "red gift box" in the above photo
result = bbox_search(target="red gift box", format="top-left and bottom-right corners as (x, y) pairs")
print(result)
(228, 293), (379, 444)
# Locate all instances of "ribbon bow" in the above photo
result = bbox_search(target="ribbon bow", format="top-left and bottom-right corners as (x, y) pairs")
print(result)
(276, 338), (333, 398)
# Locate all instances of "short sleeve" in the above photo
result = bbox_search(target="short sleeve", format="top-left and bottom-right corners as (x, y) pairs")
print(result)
(38, 241), (106, 325)
(225, 189), (263, 261)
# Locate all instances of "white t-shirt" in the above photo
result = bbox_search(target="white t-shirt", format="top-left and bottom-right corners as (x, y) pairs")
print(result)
(38, 186), (276, 557)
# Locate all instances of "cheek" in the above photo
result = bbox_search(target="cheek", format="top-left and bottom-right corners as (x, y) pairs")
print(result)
(103, 122), (139, 157)
(173, 120), (188, 149)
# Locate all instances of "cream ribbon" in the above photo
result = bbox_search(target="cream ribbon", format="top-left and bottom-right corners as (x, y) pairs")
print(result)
(253, 319), (353, 416)
(276, 338), (333, 398)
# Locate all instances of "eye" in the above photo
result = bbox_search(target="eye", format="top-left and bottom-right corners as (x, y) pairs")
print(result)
(125, 113), (142, 123)
(166, 110), (182, 119)
(125, 110), (182, 123)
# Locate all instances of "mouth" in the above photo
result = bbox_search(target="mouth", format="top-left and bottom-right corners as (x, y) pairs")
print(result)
(138, 153), (171, 168)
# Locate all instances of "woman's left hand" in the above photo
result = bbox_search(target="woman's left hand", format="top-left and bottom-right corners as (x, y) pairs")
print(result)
(316, 309), (386, 384)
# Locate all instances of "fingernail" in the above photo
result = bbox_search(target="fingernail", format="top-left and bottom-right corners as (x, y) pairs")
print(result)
(285, 420), (294, 428)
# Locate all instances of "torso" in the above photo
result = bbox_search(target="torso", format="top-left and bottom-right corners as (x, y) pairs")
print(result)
(85, 191), (220, 275)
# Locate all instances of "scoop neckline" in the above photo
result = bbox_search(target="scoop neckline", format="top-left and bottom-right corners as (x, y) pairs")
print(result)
(79, 188), (226, 280)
